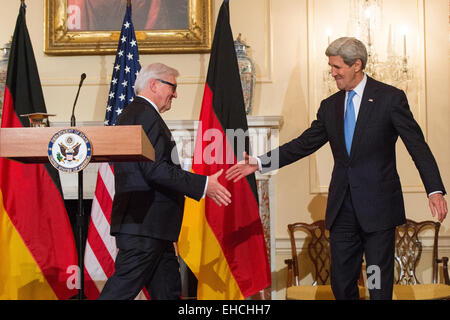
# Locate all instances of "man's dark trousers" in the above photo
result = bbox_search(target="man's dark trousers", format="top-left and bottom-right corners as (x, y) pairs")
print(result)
(330, 187), (395, 300)
(98, 233), (181, 300)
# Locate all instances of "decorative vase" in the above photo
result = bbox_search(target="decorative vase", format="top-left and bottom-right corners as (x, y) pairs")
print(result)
(0, 41), (11, 125)
(234, 34), (255, 115)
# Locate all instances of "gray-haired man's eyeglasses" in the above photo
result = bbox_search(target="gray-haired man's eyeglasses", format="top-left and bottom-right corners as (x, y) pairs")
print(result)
(157, 79), (177, 92)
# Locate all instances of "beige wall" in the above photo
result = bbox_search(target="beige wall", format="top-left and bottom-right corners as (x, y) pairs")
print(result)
(1, 0), (448, 299)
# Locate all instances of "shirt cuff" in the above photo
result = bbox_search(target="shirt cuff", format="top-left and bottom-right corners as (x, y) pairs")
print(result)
(202, 176), (208, 199)
(428, 191), (443, 197)
(256, 157), (263, 172)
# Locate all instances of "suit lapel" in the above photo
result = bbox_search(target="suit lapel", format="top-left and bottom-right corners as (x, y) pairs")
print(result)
(334, 91), (348, 159)
(349, 76), (378, 161)
(153, 107), (180, 167)
(137, 96), (181, 166)
(137, 96), (172, 140)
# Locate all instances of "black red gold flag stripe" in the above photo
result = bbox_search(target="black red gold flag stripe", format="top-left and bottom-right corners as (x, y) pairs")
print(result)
(0, 3), (77, 299)
(179, 0), (271, 299)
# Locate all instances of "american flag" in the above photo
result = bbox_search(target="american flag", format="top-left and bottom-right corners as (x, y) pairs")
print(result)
(83, 4), (142, 299)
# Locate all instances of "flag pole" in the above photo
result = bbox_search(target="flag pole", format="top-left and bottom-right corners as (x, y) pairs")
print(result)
(127, 0), (131, 7)
(83, 0), (143, 300)
(72, 116), (85, 300)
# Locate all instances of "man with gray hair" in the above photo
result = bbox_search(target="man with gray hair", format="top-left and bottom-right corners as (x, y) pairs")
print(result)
(226, 37), (447, 299)
(99, 63), (231, 300)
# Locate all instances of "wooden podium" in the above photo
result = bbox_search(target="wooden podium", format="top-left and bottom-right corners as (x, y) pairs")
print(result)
(0, 125), (155, 164)
(0, 125), (154, 299)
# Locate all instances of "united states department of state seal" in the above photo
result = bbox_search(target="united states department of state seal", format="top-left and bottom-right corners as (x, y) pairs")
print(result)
(48, 128), (92, 173)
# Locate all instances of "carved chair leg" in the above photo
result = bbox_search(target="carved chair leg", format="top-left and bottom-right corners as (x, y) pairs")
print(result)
(442, 257), (449, 285)
(285, 258), (294, 288)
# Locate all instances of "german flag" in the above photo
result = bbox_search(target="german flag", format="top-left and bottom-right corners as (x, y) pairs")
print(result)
(0, 3), (77, 299)
(178, 0), (271, 299)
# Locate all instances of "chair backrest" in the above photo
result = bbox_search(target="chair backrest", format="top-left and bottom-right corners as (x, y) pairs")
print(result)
(287, 220), (330, 286)
(394, 219), (440, 285)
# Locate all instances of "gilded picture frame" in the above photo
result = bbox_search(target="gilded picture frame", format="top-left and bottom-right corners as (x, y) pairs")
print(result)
(44, 0), (212, 55)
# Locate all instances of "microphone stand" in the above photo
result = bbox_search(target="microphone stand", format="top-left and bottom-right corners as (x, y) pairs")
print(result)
(71, 73), (86, 300)
(71, 73), (86, 127)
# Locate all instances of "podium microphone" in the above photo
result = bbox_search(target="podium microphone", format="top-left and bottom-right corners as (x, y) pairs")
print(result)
(70, 73), (86, 127)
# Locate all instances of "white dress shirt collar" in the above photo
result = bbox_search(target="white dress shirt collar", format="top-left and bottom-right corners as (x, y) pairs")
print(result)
(137, 95), (160, 114)
(351, 73), (367, 98)
(345, 73), (368, 118)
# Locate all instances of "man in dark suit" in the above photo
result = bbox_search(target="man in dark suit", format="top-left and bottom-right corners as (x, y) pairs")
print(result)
(226, 37), (447, 300)
(98, 63), (231, 300)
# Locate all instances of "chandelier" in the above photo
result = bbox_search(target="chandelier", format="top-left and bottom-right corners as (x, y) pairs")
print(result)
(323, 0), (413, 96)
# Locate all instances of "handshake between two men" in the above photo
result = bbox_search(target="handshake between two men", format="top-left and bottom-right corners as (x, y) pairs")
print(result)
(205, 152), (259, 207)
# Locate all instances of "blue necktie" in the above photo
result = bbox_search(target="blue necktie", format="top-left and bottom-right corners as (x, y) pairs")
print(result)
(344, 90), (356, 155)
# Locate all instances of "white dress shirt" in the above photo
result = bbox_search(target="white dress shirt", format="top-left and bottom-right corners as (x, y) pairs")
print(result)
(344, 73), (367, 120)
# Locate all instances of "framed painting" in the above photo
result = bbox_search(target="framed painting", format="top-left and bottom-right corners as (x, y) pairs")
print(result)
(44, 0), (212, 55)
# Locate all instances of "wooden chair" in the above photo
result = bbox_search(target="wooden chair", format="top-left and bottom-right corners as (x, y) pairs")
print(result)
(285, 220), (366, 300)
(393, 219), (450, 300)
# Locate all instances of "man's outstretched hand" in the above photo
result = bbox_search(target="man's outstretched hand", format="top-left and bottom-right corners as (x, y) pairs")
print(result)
(225, 152), (259, 183)
(429, 193), (448, 223)
(206, 169), (232, 207)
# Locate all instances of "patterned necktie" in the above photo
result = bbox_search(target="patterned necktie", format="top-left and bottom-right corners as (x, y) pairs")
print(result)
(344, 90), (356, 155)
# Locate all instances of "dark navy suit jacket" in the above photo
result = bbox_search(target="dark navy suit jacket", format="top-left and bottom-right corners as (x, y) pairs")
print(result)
(110, 96), (206, 241)
(260, 76), (446, 232)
